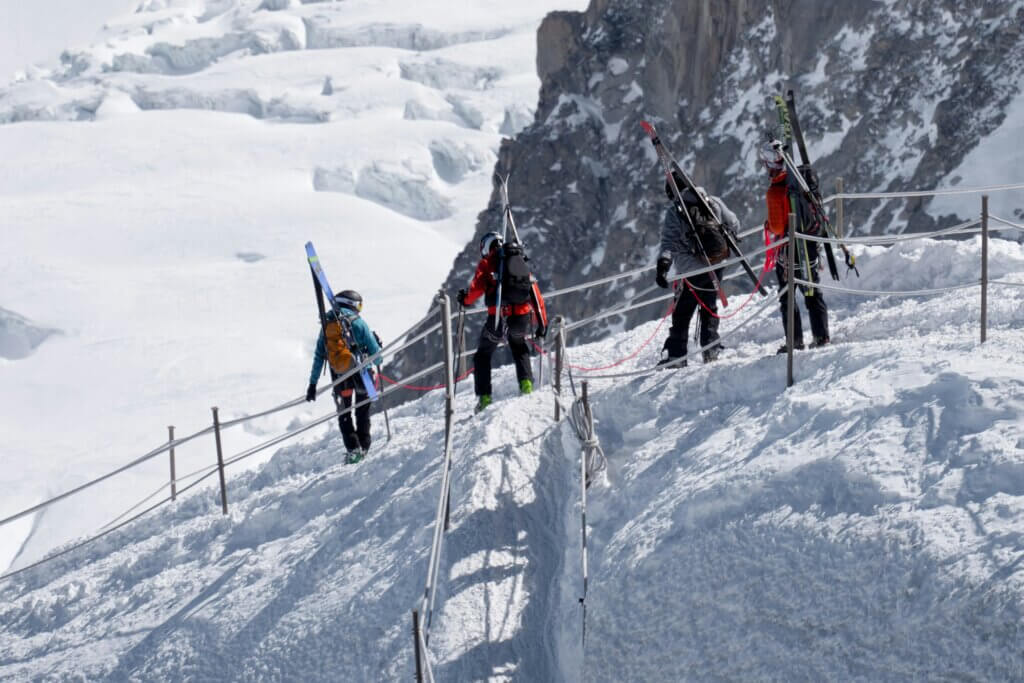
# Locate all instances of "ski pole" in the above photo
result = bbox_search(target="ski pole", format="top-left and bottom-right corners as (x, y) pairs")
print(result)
(375, 371), (391, 442)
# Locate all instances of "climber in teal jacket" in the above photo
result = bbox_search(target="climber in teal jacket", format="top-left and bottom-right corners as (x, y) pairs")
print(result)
(304, 290), (382, 463)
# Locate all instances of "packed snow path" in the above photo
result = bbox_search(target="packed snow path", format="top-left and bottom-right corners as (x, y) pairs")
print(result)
(2, 238), (1024, 680)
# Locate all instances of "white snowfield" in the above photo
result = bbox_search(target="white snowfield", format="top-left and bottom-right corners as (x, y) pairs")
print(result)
(0, 0), (588, 571)
(1, 237), (1023, 680)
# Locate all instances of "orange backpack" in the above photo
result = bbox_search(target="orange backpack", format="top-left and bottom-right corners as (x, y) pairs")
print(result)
(324, 319), (354, 373)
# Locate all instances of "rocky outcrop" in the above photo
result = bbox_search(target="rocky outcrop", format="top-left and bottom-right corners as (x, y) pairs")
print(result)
(394, 0), (1024, 376)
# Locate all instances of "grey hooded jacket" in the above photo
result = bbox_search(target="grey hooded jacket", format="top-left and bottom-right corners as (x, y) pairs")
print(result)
(658, 190), (740, 276)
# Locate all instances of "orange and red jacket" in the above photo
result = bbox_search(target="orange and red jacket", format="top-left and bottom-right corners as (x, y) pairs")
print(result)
(463, 251), (535, 317)
(764, 170), (792, 237)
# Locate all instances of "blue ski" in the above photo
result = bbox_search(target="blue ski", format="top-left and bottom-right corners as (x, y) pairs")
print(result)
(305, 241), (378, 400)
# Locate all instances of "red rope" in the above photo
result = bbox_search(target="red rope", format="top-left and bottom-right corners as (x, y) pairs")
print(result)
(380, 367), (474, 392)
(530, 295), (678, 372)
(685, 255), (772, 320)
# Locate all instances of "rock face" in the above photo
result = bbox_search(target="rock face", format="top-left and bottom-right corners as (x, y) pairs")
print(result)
(392, 0), (1024, 378)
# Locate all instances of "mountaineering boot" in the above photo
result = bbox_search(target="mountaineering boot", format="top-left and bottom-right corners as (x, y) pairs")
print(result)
(519, 379), (533, 395)
(702, 347), (721, 364)
(475, 394), (492, 414)
(776, 340), (805, 354)
(656, 355), (687, 370)
(809, 336), (830, 349)
(345, 449), (364, 465)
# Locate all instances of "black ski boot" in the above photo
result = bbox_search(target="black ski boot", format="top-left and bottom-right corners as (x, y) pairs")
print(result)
(702, 344), (722, 363)
(656, 355), (687, 370)
(809, 336), (830, 349)
(776, 340), (804, 354)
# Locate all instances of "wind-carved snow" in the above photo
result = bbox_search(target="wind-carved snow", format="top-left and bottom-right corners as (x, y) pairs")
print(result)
(355, 161), (454, 221)
(1, 238), (1023, 680)
(0, 308), (59, 360)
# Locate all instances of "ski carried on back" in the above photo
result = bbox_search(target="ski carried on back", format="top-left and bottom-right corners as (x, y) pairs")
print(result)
(641, 121), (768, 302)
(774, 91), (858, 278)
(494, 173), (549, 335)
(305, 241), (378, 400)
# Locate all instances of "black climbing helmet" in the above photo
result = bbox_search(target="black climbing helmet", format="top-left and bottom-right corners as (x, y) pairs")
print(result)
(334, 290), (363, 313)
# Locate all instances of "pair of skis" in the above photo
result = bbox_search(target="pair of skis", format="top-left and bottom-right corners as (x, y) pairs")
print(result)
(773, 90), (858, 279)
(490, 174), (548, 334)
(640, 121), (768, 307)
(305, 241), (378, 400)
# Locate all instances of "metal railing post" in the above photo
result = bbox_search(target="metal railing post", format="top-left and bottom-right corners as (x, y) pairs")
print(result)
(787, 214), (796, 389)
(212, 407), (228, 515)
(412, 610), (425, 683)
(836, 177), (844, 238)
(168, 425), (177, 502)
(981, 194), (989, 344)
(554, 321), (565, 421)
(579, 380), (591, 646)
(438, 291), (455, 532)
(536, 339), (544, 389)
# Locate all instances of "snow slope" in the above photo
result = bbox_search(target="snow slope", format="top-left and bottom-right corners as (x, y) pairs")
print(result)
(2, 236), (1023, 680)
(0, 0), (588, 572)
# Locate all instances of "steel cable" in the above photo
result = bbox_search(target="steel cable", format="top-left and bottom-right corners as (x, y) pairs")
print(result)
(793, 277), (980, 297)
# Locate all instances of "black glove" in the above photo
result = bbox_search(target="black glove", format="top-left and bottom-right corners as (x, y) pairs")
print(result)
(456, 288), (468, 306)
(655, 256), (671, 289)
(798, 164), (820, 194)
(535, 323), (547, 339)
(306, 383), (317, 402)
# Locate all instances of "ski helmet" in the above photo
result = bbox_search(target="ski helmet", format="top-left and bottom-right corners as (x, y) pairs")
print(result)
(678, 186), (713, 221)
(334, 290), (363, 312)
(759, 140), (785, 174)
(479, 231), (503, 257)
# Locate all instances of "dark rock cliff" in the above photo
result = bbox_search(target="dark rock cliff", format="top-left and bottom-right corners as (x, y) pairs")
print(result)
(393, 0), (1024, 377)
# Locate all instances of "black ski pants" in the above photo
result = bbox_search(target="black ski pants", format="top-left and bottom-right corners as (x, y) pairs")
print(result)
(775, 240), (829, 343)
(663, 270), (722, 358)
(335, 379), (372, 452)
(473, 313), (533, 397)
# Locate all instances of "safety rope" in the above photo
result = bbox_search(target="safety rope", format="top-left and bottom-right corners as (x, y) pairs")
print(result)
(823, 181), (1024, 203)
(685, 256), (773, 320)
(795, 218), (980, 245)
(381, 368), (475, 392)
(990, 215), (1024, 231)
(793, 277), (980, 297)
(577, 290), (782, 381)
(533, 297), (677, 372)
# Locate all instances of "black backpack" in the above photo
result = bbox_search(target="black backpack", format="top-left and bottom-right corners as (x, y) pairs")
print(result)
(677, 204), (730, 264)
(500, 243), (533, 305)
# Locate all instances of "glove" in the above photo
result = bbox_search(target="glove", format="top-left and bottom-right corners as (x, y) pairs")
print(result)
(798, 164), (820, 194)
(655, 256), (671, 289)
(535, 323), (547, 339)
(456, 288), (468, 307)
(305, 383), (317, 402)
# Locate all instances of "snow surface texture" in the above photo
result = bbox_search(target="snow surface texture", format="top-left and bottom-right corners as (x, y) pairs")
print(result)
(2, 237), (1023, 680)
(0, 0), (588, 571)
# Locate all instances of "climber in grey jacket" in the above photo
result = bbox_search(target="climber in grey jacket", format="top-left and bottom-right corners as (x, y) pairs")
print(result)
(655, 172), (740, 367)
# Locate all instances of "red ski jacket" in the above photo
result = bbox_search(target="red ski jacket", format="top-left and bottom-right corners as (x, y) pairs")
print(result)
(464, 252), (535, 317)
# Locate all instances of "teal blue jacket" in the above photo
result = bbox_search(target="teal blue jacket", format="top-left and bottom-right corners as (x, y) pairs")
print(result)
(309, 310), (382, 384)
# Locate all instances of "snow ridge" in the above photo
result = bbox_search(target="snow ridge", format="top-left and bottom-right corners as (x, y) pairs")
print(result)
(3, 237), (1024, 680)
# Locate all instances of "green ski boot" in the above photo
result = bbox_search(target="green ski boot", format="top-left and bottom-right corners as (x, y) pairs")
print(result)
(519, 379), (533, 395)
(345, 449), (364, 465)
(474, 394), (492, 414)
